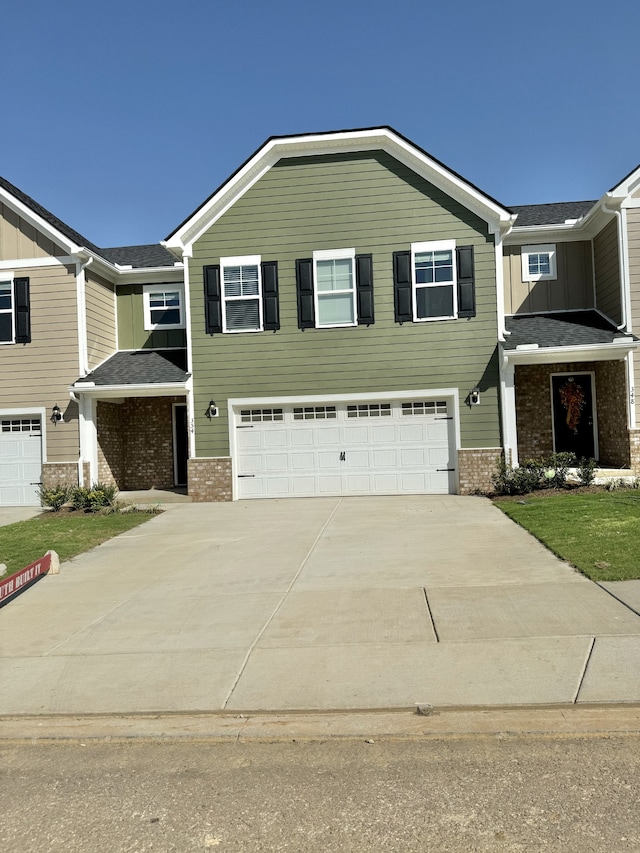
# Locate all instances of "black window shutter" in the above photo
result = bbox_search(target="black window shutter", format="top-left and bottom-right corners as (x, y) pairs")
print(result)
(393, 251), (412, 323)
(14, 277), (31, 343)
(261, 260), (280, 331)
(355, 254), (374, 326)
(456, 245), (476, 318)
(295, 258), (315, 329)
(203, 265), (222, 334)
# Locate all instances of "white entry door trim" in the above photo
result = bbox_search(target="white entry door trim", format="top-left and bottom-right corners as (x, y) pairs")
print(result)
(229, 389), (460, 500)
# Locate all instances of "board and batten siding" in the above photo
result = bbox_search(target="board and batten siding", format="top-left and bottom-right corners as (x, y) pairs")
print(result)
(593, 218), (621, 324)
(502, 242), (593, 315)
(189, 151), (501, 459)
(0, 263), (81, 462)
(86, 271), (117, 369)
(117, 284), (187, 350)
(0, 203), (67, 261)
(627, 208), (640, 425)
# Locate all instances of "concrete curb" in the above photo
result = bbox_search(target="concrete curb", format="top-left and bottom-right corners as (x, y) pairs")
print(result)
(1, 704), (639, 744)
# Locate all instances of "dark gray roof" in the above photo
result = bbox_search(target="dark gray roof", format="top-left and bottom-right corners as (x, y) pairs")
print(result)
(75, 349), (188, 386)
(100, 244), (179, 269)
(1, 175), (177, 270)
(510, 201), (596, 227)
(504, 311), (636, 350)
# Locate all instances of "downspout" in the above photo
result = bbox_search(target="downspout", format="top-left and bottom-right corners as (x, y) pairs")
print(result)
(76, 255), (94, 376)
(181, 245), (197, 461)
(600, 200), (628, 332)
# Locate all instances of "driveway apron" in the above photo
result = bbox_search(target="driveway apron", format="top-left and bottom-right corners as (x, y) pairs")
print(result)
(1, 496), (639, 714)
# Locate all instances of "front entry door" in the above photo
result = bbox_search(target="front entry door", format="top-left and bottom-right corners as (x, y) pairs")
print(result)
(551, 373), (596, 459)
(172, 404), (188, 486)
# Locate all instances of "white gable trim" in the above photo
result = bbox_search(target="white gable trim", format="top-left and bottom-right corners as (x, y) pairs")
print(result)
(164, 129), (514, 251)
(0, 185), (82, 256)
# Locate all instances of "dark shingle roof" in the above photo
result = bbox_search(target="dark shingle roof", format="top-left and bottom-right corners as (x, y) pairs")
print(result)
(510, 201), (596, 227)
(75, 350), (188, 386)
(100, 245), (179, 269)
(504, 311), (636, 350)
(1, 175), (178, 270)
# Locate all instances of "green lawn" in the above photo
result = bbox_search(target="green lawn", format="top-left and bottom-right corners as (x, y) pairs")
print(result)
(494, 491), (640, 582)
(0, 511), (155, 578)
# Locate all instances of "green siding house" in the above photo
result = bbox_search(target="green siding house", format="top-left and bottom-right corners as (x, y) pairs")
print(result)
(165, 128), (515, 499)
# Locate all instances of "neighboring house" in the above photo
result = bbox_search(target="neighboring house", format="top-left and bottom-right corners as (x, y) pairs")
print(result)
(2, 126), (639, 506)
(0, 177), (188, 505)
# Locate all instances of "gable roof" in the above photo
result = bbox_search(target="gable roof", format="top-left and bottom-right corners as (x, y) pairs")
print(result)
(164, 126), (515, 251)
(74, 349), (188, 386)
(503, 311), (634, 349)
(0, 176), (178, 271)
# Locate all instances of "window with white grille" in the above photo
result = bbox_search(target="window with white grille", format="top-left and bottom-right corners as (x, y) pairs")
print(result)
(221, 255), (262, 332)
(293, 406), (337, 420)
(239, 408), (284, 423)
(401, 401), (448, 416)
(346, 403), (391, 418)
(1, 418), (41, 432)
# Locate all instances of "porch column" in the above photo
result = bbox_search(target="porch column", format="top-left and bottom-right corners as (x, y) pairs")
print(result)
(501, 358), (518, 467)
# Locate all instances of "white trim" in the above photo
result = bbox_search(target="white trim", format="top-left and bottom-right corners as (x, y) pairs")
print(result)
(411, 239), (457, 322)
(621, 208), (632, 333)
(70, 382), (187, 399)
(550, 371), (598, 459)
(220, 255), (263, 333)
(312, 248), (357, 329)
(0, 256), (76, 270)
(0, 407), (47, 463)
(521, 244), (557, 282)
(165, 129), (514, 251)
(627, 352), (636, 430)
(500, 360), (518, 468)
(172, 402), (188, 486)
(0, 273), (15, 344)
(503, 340), (640, 365)
(76, 256), (92, 376)
(142, 283), (185, 331)
(493, 227), (507, 341)
(0, 185), (81, 256)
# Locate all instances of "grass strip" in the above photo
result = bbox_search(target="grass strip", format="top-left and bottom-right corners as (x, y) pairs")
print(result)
(494, 491), (640, 582)
(0, 512), (154, 577)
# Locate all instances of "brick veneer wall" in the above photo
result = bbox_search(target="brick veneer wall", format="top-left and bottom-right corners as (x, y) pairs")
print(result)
(515, 361), (630, 466)
(41, 462), (78, 488)
(96, 396), (185, 490)
(458, 448), (501, 495)
(630, 430), (640, 474)
(188, 458), (233, 501)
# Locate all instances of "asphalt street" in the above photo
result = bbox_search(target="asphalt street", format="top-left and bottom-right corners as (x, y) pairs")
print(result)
(2, 734), (639, 852)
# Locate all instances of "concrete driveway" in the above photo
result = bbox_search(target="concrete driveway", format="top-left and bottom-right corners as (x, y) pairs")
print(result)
(1, 496), (639, 714)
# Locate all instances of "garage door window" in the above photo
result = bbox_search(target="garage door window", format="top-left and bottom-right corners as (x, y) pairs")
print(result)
(347, 403), (392, 418)
(402, 401), (448, 416)
(239, 408), (284, 423)
(293, 406), (337, 420)
(1, 418), (41, 432)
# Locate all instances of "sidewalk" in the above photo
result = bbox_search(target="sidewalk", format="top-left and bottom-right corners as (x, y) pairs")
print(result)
(1, 496), (639, 715)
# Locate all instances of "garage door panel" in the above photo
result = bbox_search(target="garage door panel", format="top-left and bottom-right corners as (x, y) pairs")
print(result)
(0, 422), (42, 506)
(234, 400), (456, 499)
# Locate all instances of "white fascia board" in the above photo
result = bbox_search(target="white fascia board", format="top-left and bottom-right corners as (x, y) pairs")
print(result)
(167, 129), (513, 251)
(503, 340), (640, 365)
(608, 167), (640, 198)
(69, 383), (188, 399)
(0, 186), (82, 256)
(114, 266), (184, 286)
(504, 223), (592, 245)
(0, 256), (77, 270)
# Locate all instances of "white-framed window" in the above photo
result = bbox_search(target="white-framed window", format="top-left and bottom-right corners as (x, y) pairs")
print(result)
(521, 244), (557, 282)
(221, 255), (263, 333)
(0, 276), (15, 344)
(313, 248), (357, 328)
(411, 240), (457, 321)
(143, 284), (185, 330)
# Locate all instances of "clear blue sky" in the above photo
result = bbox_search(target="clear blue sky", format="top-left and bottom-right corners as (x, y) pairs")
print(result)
(2, 0), (639, 248)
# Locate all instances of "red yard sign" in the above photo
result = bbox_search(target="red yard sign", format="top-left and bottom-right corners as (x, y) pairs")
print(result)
(0, 553), (51, 604)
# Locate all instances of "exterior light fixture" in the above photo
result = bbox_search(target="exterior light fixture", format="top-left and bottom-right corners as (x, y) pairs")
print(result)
(51, 404), (63, 424)
(206, 400), (219, 419)
(469, 387), (480, 406)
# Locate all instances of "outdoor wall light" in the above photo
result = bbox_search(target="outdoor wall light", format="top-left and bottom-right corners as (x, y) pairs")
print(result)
(51, 404), (63, 425)
(469, 387), (481, 406)
(206, 400), (219, 419)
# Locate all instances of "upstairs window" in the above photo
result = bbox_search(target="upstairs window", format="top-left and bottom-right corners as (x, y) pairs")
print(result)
(0, 275), (30, 344)
(143, 284), (185, 330)
(412, 240), (457, 321)
(221, 255), (263, 333)
(313, 249), (357, 328)
(522, 244), (557, 281)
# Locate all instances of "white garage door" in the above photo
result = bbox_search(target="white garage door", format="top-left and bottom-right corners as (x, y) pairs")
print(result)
(0, 417), (43, 506)
(235, 399), (457, 499)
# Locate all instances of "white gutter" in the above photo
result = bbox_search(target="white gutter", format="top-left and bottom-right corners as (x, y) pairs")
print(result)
(70, 382), (187, 399)
(600, 198), (630, 332)
(503, 339), (639, 366)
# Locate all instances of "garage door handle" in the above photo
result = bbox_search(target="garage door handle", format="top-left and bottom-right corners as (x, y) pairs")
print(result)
(237, 475), (255, 478)
(340, 451), (346, 461)
(436, 468), (455, 472)
(30, 481), (43, 485)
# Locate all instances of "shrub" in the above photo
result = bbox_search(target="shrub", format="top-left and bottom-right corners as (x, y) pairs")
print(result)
(542, 452), (576, 489)
(493, 457), (544, 495)
(576, 457), (597, 487)
(38, 484), (70, 511)
(69, 486), (91, 510)
(68, 483), (119, 512)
